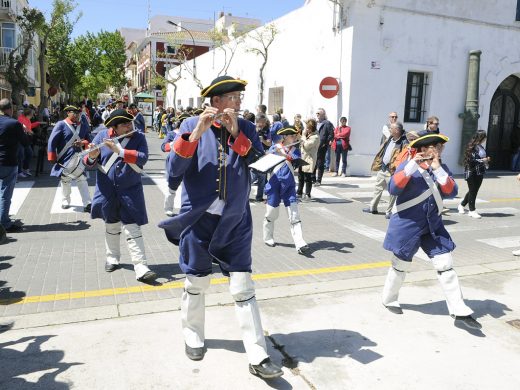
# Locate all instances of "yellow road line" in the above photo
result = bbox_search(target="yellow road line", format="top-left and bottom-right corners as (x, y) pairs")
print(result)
(0, 261), (390, 306)
(488, 198), (520, 202)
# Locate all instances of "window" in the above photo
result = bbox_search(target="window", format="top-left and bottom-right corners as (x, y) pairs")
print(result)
(1, 22), (15, 48)
(268, 86), (284, 115)
(165, 45), (176, 54)
(404, 72), (429, 123)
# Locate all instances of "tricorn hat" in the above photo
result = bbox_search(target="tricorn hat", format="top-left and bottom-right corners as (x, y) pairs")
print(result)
(277, 127), (298, 136)
(200, 76), (247, 98)
(409, 131), (449, 149)
(105, 109), (134, 127)
(63, 105), (80, 112)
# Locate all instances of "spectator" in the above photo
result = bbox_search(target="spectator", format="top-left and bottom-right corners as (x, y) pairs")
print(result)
(17, 107), (40, 177)
(363, 122), (408, 219)
(425, 116), (440, 134)
(382, 112), (398, 143)
(297, 118), (319, 201)
(269, 113), (283, 144)
(458, 130), (490, 219)
(0, 98), (28, 233)
(331, 116), (351, 177)
(313, 108), (334, 186)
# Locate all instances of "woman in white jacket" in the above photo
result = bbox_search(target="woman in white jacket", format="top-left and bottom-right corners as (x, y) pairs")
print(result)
(297, 118), (320, 201)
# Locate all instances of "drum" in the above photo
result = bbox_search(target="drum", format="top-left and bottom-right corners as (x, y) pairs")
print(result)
(62, 152), (86, 179)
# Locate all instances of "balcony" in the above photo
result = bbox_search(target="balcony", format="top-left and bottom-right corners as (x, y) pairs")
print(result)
(0, 47), (14, 69)
(0, 0), (16, 18)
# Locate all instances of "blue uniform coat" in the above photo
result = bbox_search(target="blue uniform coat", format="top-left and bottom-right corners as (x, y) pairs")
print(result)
(47, 117), (90, 177)
(265, 144), (301, 207)
(158, 117), (263, 273)
(383, 161), (457, 261)
(86, 129), (148, 225)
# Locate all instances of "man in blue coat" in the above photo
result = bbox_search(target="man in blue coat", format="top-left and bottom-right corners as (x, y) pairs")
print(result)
(47, 105), (92, 211)
(85, 109), (156, 283)
(158, 76), (283, 379)
(381, 133), (481, 330)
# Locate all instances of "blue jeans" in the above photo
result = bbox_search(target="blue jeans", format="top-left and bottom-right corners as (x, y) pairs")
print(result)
(0, 165), (18, 228)
(18, 144), (33, 171)
(335, 142), (348, 175)
(251, 170), (266, 200)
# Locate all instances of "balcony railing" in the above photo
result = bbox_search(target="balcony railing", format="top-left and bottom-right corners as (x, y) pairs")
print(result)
(0, 0), (16, 16)
(0, 47), (14, 69)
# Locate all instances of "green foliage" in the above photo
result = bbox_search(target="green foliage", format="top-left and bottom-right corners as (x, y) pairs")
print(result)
(5, 7), (45, 105)
(45, 0), (81, 96)
(70, 30), (127, 99)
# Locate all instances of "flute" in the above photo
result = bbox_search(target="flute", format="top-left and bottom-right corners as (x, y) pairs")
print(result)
(82, 129), (137, 156)
(212, 110), (244, 120)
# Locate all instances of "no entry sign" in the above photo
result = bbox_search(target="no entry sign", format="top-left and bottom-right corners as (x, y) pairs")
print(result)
(319, 77), (339, 99)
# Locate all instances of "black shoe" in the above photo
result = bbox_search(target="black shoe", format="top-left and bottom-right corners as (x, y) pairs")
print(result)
(384, 305), (403, 314)
(297, 245), (310, 255)
(249, 358), (283, 379)
(83, 203), (92, 213)
(185, 343), (205, 361)
(5, 224), (23, 233)
(314, 182), (321, 187)
(363, 207), (378, 215)
(385, 213), (392, 219)
(454, 315), (482, 330)
(105, 262), (120, 272)
(61, 204), (70, 209)
(137, 270), (157, 282)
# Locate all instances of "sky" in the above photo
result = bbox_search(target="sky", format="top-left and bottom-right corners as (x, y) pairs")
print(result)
(28, 0), (305, 38)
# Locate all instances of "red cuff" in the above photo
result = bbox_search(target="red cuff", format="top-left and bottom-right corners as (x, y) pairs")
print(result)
(439, 178), (455, 195)
(164, 142), (172, 152)
(229, 131), (251, 156)
(83, 154), (96, 166)
(48, 151), (57, 161)
(393, 170), (411, 189)
(174, 133), (198, 158)
(123, 149), (138, 164)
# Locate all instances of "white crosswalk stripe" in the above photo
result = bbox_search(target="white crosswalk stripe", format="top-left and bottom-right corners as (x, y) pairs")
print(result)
(145, 173), (182, 209)
(10, 180), (34, 216)
(50, 182), (89, 213)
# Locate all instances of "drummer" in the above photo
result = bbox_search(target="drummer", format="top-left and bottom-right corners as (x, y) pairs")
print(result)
(47, 105), (92, 211)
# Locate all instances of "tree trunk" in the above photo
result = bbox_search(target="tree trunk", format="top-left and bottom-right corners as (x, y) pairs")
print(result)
(37, 37), (48, 121)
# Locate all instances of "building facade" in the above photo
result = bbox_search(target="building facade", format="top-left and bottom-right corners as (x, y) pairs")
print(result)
(167, 0), (520, 174)
(0, 0), (41, 105)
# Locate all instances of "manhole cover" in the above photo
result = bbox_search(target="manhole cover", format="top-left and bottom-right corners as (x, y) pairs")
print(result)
(507, 319), (520, 330)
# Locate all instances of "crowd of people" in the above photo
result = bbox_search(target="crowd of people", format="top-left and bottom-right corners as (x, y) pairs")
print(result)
(2, 74), (520, 380)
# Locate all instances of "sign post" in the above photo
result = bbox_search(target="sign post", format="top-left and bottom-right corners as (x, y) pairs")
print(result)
(319, 77), (340, 99)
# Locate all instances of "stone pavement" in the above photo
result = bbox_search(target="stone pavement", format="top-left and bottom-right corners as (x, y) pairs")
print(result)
(2, 131), (520, 388)
(1, 267), (519, 389)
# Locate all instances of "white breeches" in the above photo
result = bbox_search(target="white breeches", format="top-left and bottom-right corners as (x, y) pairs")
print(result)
(432, 253), (473, 316)
(61, 174), (91, 206)
(382, 256), (412, 308)
(164, 188), (176, 212)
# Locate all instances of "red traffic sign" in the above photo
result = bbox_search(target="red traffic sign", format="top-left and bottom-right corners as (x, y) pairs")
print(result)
(319, 77), (339, 99)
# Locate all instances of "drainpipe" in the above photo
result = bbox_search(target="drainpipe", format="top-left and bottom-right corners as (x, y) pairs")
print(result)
(458, 50), (481, 164)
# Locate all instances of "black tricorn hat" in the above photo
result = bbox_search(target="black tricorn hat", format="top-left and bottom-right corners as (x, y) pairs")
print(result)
(277, 127), (298, 136)
(176, 112), (190, 123)
(200, 76), (247, 98)
(105, 109), (134, 127)
(193, 108), (204, 115)
(409, 131), (449, 149)
(63, 105), (80, 112)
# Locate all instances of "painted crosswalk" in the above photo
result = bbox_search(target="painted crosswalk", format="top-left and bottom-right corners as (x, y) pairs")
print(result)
(7, 172), (520, 253)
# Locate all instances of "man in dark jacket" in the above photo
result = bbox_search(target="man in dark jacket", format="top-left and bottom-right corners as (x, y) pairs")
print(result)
(0, 98), (28, 233)
(313, 108), (334, 185)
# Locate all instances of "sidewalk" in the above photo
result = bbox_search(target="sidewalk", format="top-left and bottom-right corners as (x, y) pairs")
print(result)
(1, 266), (519, 389)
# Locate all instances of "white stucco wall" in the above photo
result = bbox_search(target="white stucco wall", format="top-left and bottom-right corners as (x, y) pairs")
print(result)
(167, 0), (520, 174)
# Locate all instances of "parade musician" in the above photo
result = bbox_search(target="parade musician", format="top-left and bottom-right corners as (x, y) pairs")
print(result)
(158, 76), (283, 379)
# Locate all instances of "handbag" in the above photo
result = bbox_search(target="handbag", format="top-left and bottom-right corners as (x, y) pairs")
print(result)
(348, 143), (352, 151)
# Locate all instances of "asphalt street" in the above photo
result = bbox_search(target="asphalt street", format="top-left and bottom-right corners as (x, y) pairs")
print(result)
(1, 132), (520, 389)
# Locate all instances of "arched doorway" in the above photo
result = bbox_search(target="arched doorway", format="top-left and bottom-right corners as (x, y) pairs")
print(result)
(487, 75), (520, 170)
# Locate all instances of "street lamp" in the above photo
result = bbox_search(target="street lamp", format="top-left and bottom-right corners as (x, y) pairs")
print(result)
(167, 20), (197, 79)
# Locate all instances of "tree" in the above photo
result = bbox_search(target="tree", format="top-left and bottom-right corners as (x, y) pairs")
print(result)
(246, 23), (278, 106)
(209, 25), (247, 76)
(5, 8), (45, 107)
(70, 30), (127, 100)
(36, 0), (81, 119)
